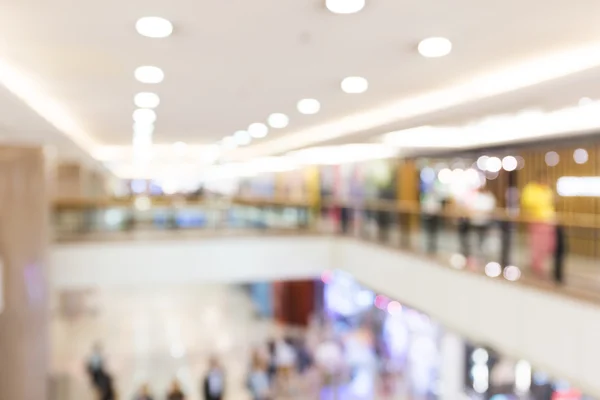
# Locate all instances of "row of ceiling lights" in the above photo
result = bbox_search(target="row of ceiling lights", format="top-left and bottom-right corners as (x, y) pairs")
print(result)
(327, 0), (452, 58)
(131, 17), (174, 153)
(131, 4), (453, 156)
(221, 77), (370, 150)
(218, 1), (452, 152)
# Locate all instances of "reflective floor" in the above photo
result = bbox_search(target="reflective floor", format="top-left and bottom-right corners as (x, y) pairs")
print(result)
(51, 284), (274, 400)
(50, 283), (413, 400)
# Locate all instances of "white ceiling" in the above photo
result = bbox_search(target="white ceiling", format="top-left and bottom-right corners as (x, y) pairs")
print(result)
(1, 0), (600, 175)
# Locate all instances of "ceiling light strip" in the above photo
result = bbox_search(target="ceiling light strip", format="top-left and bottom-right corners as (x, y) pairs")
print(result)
(0, 58), (99, 153)
(229, 42), (600, 161)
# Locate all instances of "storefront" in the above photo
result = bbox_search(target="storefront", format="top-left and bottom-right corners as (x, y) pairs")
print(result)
(464, 345), (596, 400)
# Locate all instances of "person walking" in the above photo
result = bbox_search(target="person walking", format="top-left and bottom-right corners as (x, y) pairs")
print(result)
(96, 370), (116, 400)
(521, 172), (556, 277)
(202, 358), (225, 400)
(134, 383), (153, 400)
(247, 358), (271, 400)
(85, 343), (105, 389)
(166, 380), (186, 400)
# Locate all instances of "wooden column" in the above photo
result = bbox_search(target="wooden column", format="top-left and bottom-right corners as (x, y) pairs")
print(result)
(0, 146), (50, 400)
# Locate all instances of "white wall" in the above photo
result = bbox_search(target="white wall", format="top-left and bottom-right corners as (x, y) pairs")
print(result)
(333, 238), (600, 396)
(51, 236), (332, 287)
(50, 235), (600, 396)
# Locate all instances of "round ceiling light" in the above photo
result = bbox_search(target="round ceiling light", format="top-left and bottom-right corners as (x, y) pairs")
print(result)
(341, 76), (369, 94)
(135, 66), (164, 84)
(136, 17), (173, 38)
(267, 113), (289, 129)
(297, 98), (321, 115)
(248, 122), (269, 138)
(134, 92), (160, 108)
(418, 37), (452, 58)
(233, 130), (251, 146)
(133, 108), (157, 124)
(326, 0), (365, 14)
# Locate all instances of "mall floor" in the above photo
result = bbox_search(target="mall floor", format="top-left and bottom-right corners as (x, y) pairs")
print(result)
(50, 284), (408, 400)
(51, 284), (274, 400)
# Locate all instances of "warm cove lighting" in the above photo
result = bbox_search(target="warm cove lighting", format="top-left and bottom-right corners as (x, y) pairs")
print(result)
(382, 101), (600, 149)
(418, 37), (452, 58)
(135, 66), (164, 84)
(229, 42), (600, 161)
(136, 17), (173, 38)
(287, 144), (397, 165)
(326, 0), (365, 14)
(341, 76), (368, 94)
(0, 58), (98, 152)
(199, 144), (397, 182)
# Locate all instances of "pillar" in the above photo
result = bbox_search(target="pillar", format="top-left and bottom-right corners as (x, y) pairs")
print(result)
(0, 146), (49, 399)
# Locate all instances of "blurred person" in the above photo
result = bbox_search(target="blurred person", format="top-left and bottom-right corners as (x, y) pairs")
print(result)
(202, 357), (225, 400)
(274, 337), (298, 393)
(134, 383), (154, 400)
(247, 357), (272, 400)
(266, 340), (277, 384)
(458, 185), (497, 259)
(521, 172), (556, 276)
(167, 380), (185, 400)
(294, 338), (313, 373)
(86, 342), (104, 388)
(96, 369), (116, 400)
(554, 224), (567, 284)
(421, 191), (442, 254)
(314, 335), (344, 392)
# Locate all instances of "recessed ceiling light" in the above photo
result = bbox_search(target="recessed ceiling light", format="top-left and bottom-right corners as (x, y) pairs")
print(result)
(268, 113), (289, 129)
(248, 122), (269, 138)
(136, 17), (173, 38)
(222, 136), (238, 150)
(134, 92), (160, 108)
(341, 76), (368, 94)
(135, 66), (164, 84)
(297, 99), (321, 115)
(233, 130), (251, 146)
(418, 37), (452, 58)
(326, 0), (365, 14)
(133, 131), (153, 147)
(133, 108), (157, 124)
(133, 122), (154, 136)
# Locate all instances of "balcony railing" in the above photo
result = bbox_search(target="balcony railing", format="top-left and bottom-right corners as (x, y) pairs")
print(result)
(52, 195), (600, 303)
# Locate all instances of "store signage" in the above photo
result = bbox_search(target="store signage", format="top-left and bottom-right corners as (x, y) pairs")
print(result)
(557, 176), (600, 197)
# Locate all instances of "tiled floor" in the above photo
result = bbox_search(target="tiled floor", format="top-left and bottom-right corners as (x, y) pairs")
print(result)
(50, 283), (413, 400)
(51, 284), (275, 400)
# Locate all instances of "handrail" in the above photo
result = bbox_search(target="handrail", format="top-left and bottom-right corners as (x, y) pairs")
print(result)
(52, 196), (600, 229)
